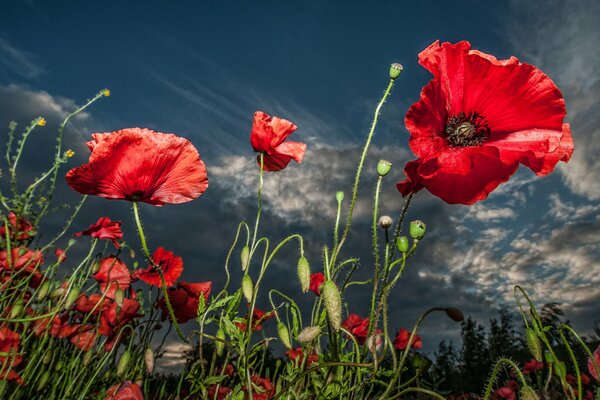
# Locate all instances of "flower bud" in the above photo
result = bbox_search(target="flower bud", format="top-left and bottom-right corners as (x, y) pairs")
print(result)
(396, 236), (409, 253)
(389, 63), (403, 80)
(409, 220), (426, 240)
(240, 245), (250, 272)
(242, 274), (253, 303)
(83, 350), (93, 366)
(55, 360), (64, 372)
(321, 281), (341, 331)
(298, 326), (321, 343)
(42, 350), (53, 365)
(117, 350), (131, 377)
(278, 322), (292, 349)
(64, 287), (80, 309)
(36, 371), (51, 392)
(544, 350), (554, 364)
(91, 260), (101, 274)
(445, 307), (464, 323)
(144, 347), (155, 374)
(37, 281), (51, 300)
(114, 287), (125, 308)
(50, 286), (66, 299)
(526, 327), (542, 362)
(520, 386), (540, 400)
(377, 160), (392, 177)
(378, 215), (393, 230)
(215, 328), (225, 356)
(335, 191), (344, 203)
(554, 360), (566, 379)
(9, 301), (23, 319)
(297, 256), (310, 293)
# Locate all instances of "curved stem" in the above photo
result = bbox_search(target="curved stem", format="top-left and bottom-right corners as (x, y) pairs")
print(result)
(251, 153), (264, 252)
(559, 328), (582, 400)
(482, 358), (528, 400)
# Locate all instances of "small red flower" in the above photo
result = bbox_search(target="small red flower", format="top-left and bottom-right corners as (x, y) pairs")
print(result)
(250, 111), (306, 172)
(522, 359), (543, 374)
(74, 217), (123, 248)
(133, 247), (183, 288)
(99, 297), (141, 337)
(286, 347), (319, 367)
(0, 247), (44, 288)
(493, 387), (515, 400)
(588, 345), (600, 381)
(393, 328), (422, 351)
(93, 256), (131, 299)
(309, 272), (325, 296)
(235, 307), (274, 332)
(243, 375), (274, 400)
(66, 128), (208, 206)
(397, 40), (573, 205)
(0, 212), (34, 241)
(207, 384), (232, 400)
(0, 327), (23, 384)
(157, 281), (212, 323)
(105, 381), (144, 400)
(342, 314), (371, 345)
(55, 248), (67, 263)
(70, 326), (98, 351)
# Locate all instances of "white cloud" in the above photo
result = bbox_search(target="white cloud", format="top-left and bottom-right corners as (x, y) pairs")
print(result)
(0, 38), (44, 79)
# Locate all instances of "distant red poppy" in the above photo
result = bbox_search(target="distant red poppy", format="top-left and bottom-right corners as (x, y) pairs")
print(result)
(342, 314), (380, 346)
(397, 40), (573, 205)
(133, 247), (183, 288)
(243, 375), (274, 400)
(250, 111), (306, 172)
(105, 381), (144, 400)
(70, 326), (98, 351)
(93, 256), (131, 299)
(522, 359), (543, 374)
(0, 212), (34, 241)
(235, 307), (274, 332)
(157, 281), (212, 323)
(0, 327), (23, 384)
(588, 345), (600, 381)
(74, 217), (123, 248)
(493, 387), (515, 400)
(55, 248), (67, 263)
(393, 328), (422, 351)
(66, 128), (208, 206)
(309, 272), (325, 296)
(286, 347), (319, 367)
(0, 247), (44, 287)
(207, 384), (232, 400)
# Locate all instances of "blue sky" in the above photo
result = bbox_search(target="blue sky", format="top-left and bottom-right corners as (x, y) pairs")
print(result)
(1, 0), (599, 370)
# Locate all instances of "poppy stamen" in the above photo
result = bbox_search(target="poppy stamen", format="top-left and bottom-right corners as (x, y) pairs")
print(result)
(445, 112), (490, 147)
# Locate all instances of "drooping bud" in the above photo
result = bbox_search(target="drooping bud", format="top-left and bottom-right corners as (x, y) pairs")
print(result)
(215, 328), (225, 356)
(116, 350), (131, 377)
(298, 326), (321, 343)
(409, 220), (426, 240)
(68, 238), (77, 247)
(144, 347), (155, 374)
(242, 274), (254, 303)
(37, 281), (51, 300)
(378, 215), (393, 230)
(114, 287), (125, 308)
(240, 245), (250, 271)
(64, 286), (80, 309)
(297, 256), (310, 293)
(91, 260), (101, 274)
(377, 160), (392, 177)
(335, 191), (344, 203)
(396, 236), (409, 253)
(42, 350), (53, 365)
(520, 386), (540, 400)
(321, 281), (342, 331)
(50, 286), (66, 299)
(36, 371), (51, 392)
(278, 322), (292, 349)
(389, 63), (403, 80)
(526, 327), (542, 362)
(445, 307), (465, 323)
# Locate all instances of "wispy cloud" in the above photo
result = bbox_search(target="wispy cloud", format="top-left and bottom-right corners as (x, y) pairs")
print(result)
(0, 38), (45, 79)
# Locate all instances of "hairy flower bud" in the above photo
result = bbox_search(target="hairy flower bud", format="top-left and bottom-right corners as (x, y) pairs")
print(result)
(409, 220), (426, 240)
(298, 326), (321, 343)
(114, 287), (125, 308)
(91, 260), (101, 274)
(64, 286), (80, 309)
(321, 281), (341, 331)
(240, 245), (250, 272)
(144, 347), (155, 374)
(445, 307), (465, 323)
(526, 327), (542, 362)
(377, 160), (392, 177)
(378, 215), (393, 230)
(278, 322), (292, 349)
(37, 281), (51, 300)
(36, 371), (51, 392)
(396, 236), (409, 253)
(42, 350), (53, 365)
(117, 350), (131, 378)
(215, 328), (225, 356)
(297, 256), (310, 293)
(520, 386), (540, 400)
(9, 300), (23, 319)
(242, 274), (254, 303)
(83, 350), (93, 366)
(389, 63), (404, 80)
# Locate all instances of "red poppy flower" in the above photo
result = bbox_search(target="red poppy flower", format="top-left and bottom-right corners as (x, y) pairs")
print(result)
(74, 217), (123, 248)
(397, 41), (573, 205)
(105, 381), (144, 400)
(493, 387), (516, 400)
(133, 247), (183, 288)
(250, 111), (306, 172)
(309, 272), (325, 296)
(286, 347), (319, 367)
(55, 248), (67, 263)
(588, 345), (600, 381)
(522, 359), (543, 374)
(66, 128), (208, 206)
(157, 281), (212, 323)
(243, 375), (274, 400)
(0, 327), (23, 384)
(99, 297), (141, 337)
(393, 328), (422, 351)
(235, 307), (274, 332)
(207, 385), (232, 400)
(94, 256), (131, 299)
(70, 326), (98, 351)
(0, 212), (34, 241)
(0, 247), (44, 287)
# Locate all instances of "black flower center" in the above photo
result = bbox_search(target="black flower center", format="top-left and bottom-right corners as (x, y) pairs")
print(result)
(444, 112), (490, 147)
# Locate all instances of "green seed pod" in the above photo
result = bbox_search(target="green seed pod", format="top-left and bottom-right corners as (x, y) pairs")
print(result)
(242, 274), (253, 303)
(67, 238), (77, 247)
(526, 327), (542, 362)
(389, 63), (403, 80)
(55, 360), (64, 372)
(37, 281), (51, 300)
(377, 160), (392, 177)
(297, 256), (310, 293)
(36, 371), (51, 392)
(409, 220), (426, 240)
(278, 322), (292, 349)
(520, 386), (540, 400)
(64, 286), (80, 309)
(544, 350), (554, 364)
(215, 328), (225, 356)
(396, 236), (409, 253)
(321, 281), (342, 331)
(240, 245), (250, 271)
(335, 191), (344, 203)
(50, 286), (66, 299)
(114, 287), (125, 308)
(298, 326), (321, 343)
(91, 260), (101, 274)
(117, 350), (131, 378)
(144, 347), (155, 374)
(42, 350), (53, 365)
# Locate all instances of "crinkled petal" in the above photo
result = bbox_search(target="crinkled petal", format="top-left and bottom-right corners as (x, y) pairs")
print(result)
(250, 111), (298, 152)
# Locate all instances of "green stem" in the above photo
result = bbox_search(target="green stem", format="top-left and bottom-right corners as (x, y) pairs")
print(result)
(482, 358), (528, 400)
(560, 324), (600, 382)
(251, 153), (264, 252)
(559, 328), (582, 400)
(388, 193), (413, 263)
